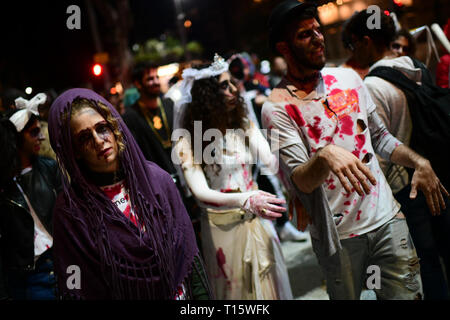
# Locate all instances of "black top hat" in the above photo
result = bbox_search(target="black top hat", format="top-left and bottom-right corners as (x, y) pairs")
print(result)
(268, 0), (318, 52)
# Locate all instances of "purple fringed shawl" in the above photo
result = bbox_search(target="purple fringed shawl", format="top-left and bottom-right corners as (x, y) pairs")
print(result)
(48, 88), (198, 299)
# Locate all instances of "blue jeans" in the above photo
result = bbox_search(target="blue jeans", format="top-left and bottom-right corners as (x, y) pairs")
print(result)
(395, 185), (450, 300)
(313, 215), (423, 300)
(8, 250), (56, 300)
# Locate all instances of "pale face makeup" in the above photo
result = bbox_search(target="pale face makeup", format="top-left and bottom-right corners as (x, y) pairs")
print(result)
(218, 71), (239, 110)
(70, 107), (119, 173)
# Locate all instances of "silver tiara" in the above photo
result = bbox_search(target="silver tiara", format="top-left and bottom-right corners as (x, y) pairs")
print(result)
(210, 53), (227, 72)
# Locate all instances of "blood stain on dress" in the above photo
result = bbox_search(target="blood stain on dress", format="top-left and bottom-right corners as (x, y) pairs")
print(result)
(216, 248), (228, 279)
(356, 210), (362, 221)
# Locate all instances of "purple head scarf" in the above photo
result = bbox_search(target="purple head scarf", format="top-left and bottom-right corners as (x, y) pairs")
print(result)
(48, 88), (198, 299)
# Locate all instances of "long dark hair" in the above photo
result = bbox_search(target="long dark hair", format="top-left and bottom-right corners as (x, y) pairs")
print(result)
(0, 117), (19, 189)
(182, 66), (247, 150)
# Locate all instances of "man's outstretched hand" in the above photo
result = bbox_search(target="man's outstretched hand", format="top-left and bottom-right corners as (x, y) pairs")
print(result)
(410, 159), (449, 215)
(318, 144), (377, 196)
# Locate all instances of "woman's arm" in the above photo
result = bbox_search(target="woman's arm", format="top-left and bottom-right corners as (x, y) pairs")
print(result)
(174, 137), (255, 208)
(174, 138), (286, 218)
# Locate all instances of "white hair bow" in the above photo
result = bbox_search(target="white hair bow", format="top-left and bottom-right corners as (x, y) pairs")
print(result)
(9, 93), (47, 132)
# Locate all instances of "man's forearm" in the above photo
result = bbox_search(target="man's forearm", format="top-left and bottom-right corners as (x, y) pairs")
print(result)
(291, 149), (330, 194)
(390, 144), (428, 170)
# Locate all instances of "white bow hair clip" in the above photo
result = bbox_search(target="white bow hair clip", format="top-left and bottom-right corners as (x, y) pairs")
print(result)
(9, 93), (47, 132)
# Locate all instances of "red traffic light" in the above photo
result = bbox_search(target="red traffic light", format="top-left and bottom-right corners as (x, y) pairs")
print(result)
(92, 64), (103, 76)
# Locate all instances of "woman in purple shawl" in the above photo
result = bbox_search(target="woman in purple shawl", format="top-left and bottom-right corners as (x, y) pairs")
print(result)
(47, 88), (211, 300)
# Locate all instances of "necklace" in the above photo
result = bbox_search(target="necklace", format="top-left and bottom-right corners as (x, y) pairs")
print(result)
(140, 98), (172, 149)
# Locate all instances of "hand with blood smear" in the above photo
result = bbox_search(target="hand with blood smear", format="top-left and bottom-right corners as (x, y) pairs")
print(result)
(242, 191), (286, 220)
(318, 144), (377, 196)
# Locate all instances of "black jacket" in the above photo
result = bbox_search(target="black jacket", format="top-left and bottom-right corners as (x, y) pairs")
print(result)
(122, 98), (176, 175)
(0, 156), (61, 299)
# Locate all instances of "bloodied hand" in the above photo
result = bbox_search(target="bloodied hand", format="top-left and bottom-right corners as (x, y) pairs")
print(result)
(318, 144), (377, 196)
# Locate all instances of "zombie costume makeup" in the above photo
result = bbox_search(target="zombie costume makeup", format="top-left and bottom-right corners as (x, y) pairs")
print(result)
(48, 88), (211, 300)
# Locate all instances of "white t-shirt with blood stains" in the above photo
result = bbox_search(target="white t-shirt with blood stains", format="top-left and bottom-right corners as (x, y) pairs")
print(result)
(262, 68), (400, 239)
(100, 180), (139, 227)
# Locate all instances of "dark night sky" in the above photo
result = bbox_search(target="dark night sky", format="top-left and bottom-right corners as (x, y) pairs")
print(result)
(0, 0), (245, 93)
(0, 1), (174, 90)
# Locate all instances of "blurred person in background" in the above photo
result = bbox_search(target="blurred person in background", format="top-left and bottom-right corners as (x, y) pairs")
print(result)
(38, 90), (57, 160)
(0, 93), (61, 300)
(345, 10), (450, 300)
(390, 29), (416, 58)
(269, 56), (288, 89)
(436, 19), (450, 88)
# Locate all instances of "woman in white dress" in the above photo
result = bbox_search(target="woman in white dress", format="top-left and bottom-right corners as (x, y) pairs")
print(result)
(173, 55), (293, 300)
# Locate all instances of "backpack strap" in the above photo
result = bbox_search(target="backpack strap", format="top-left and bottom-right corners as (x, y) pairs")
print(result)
(366, 65), (419, 93)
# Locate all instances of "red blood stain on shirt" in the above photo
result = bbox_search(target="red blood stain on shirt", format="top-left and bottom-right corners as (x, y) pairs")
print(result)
(350, 89), (361, 112)
(330, 88), (342, 96)
(340, 115), (354, 136)
(335, 126), (340, 134)
(325, 177), (336, 190)
(285, 104), (306, 127)
(323, 75), (337, 88)
(356, 210), (362, 221)
(352, 134), (366, 159)
(344, 201), (351, 206)
(344, 210), (349, 215)
(307, 116), (322, 144)
(355, 134), (365, 150)
(349, 233), (358, 238)
(362, 149), (368, 154)
(323, 136), (333, 142)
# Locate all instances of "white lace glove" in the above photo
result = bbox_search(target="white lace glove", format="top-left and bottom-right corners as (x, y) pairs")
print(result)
(242, 190), (286, 220)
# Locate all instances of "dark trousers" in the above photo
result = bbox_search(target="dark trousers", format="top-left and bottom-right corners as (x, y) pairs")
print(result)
(395, 185), (450, 300)
(7, 249), (56, 300)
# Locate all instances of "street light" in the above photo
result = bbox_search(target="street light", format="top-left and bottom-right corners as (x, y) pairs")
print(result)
(92, 64), (103, 77)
